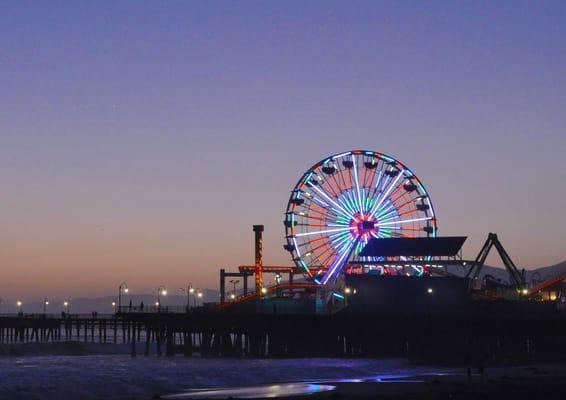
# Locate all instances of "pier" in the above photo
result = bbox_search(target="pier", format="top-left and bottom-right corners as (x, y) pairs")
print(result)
(2, 301), (566, 364)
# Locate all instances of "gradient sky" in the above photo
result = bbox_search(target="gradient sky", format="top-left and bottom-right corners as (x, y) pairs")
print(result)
(1, 1), (565, 299)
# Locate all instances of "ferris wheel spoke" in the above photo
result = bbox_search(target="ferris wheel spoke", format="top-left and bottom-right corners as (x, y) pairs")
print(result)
(375, 216), (432, 227)
(309, 182), (355, 220)
(335, 193), (356, 216)
(321, 236), (359, 284)
(368, 170), (404, 220)
(294, 226), (355, 238)
(351, 155), (365, 218)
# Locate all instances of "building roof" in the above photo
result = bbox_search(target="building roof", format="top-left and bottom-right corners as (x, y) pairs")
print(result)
(359, 236), (467, 257)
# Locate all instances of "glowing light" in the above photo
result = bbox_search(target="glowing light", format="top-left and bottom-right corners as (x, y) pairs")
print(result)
(351, 155), (364, 218)
(16, 301), (22, 307)
(344, 287), (351, 294)
(322, 237), (358, 284)
(261, 287), (268, 294)
(333, 292), (345, 300)
(427, 288), (433, 294)
(368, 170), (404, 219)
(376, 216), (433, 227)
(309, 183), (355, 219)
(292, 237), (301, 257)
(332, 151), (352, 159)
(294, 226), (355, 237)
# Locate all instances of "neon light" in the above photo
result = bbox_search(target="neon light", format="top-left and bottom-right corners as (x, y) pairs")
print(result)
(351, 155), (364, 218)
(426, 196), (435, 218)
(292, 237), (301, 257)
(309, 183), (355, 219)
(332, 151), (352, 159)
(333, 292), (345, 300)
(294, 226), (355, 237)
(321, 237), (358, 284)
(368, 170), (404, 219)
(375, 216), (432, 227)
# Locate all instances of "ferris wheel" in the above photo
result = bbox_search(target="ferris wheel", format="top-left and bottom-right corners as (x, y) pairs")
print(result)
(284, 150), (437, 285)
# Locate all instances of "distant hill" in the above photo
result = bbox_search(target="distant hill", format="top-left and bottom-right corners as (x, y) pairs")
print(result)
(448, 260), (566, 284)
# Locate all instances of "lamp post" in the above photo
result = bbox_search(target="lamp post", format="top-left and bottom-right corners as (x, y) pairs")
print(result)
(63, 300), (70, 314)
(111, 301), (116, 312)
(157, 287), (167, 310)
(196, 290), (203, 307)
(118, 282), (128, 312)
(43, 298), (49, 315)
(180, 285), (193, 309)
(16, 300), (23, 314)
(229, 279), (239, 300)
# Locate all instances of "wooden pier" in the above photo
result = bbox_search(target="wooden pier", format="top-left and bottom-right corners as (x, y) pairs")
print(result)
(2, 303), (566, 364)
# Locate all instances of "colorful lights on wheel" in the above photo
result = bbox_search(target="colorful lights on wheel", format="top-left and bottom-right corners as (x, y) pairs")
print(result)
(284, 150), (437, 285)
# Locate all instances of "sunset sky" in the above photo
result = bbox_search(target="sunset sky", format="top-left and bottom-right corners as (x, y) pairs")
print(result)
(1, 1), (565, 299)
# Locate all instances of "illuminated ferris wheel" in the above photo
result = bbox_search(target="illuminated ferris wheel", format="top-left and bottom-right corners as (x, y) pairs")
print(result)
(284, 150), (437, 285)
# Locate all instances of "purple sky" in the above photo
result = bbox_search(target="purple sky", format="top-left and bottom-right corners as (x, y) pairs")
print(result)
(1, 1), (565, 298)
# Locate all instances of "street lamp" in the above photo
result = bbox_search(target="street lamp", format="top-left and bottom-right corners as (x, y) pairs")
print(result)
(63, 300), (70, 314)
(229, 279), (240, 299)
(118, 282), (128, 311)
(196, 291), (203, 306)
(180, 285), (194, 309)
(111, 301), (116, 310)
(157, 287), (167, 309)
(43, 298), (49, 315)
(275, 274), (282, 285)
(16, 300), (23, 315)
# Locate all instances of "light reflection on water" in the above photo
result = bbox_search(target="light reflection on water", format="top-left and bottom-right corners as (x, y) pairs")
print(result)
(163, 372), (459, 399)
(162, 383), (336, 399)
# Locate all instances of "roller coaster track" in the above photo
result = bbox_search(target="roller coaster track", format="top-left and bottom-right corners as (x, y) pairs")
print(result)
(528, 273), (566, 297)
